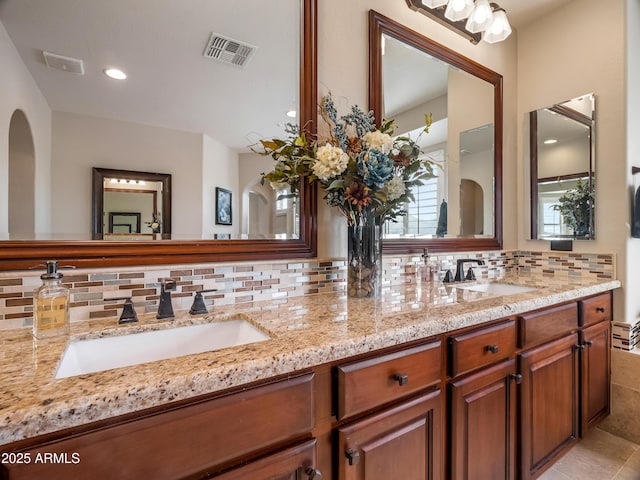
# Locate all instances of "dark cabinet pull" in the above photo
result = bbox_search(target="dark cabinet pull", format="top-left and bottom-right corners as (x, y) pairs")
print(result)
(393, 373), (409, 386)
(596, 307), (606, 313)
(485, 344), (499, 354)
(509, 373), (522, 384)
(575, 344), (585, 351)
(584, 340), (593, 347)
(304, 466), (323, 479)
(346, 449), (360, 466)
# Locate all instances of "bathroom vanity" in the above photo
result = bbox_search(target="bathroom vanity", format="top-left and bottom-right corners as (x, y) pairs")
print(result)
(0, 275), (619, 479)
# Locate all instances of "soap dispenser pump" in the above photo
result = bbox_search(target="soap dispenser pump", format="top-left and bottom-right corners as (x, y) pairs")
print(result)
(33, 260), (70, 339)
(417, 248), (433, 284)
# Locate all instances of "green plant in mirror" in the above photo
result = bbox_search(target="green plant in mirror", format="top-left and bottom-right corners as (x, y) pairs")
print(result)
(553, 178), (594, 237)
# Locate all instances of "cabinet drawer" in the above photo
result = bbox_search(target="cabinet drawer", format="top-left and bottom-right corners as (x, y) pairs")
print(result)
(518, 302), (578, 348)
(579, 293), (611, 327)
(449, 320), (516, 378)
(336, 341), (441, 420)
(2, 373), (314, 480)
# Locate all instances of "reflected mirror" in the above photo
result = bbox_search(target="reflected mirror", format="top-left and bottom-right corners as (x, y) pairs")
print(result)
(0, 0), (317, 269)
(92, 168), (172, 239)
(369, 11), (503, 253)
(529, 94), (595, 240)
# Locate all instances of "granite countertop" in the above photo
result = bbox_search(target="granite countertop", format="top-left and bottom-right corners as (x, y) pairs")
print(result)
(0, 273), (620, 446)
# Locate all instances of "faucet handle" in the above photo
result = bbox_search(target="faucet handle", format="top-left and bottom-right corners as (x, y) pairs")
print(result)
(111, 296), (139, 324)
(441, 270), (454, 283)
(189, 289), (217, 315)
(465, 267), (476, 281)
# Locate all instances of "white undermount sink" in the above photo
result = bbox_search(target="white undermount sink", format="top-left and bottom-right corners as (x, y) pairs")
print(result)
(457, 282), (536, 296)
(55, 319), (270, 379)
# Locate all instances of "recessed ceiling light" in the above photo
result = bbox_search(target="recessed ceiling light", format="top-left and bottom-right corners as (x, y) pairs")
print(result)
(544, 139), (558, 145)
(286, 109), (297, 118)
(104, 68), (127, 80)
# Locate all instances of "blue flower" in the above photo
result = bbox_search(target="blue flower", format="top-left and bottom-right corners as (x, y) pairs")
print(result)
(358, 150), (394, 189)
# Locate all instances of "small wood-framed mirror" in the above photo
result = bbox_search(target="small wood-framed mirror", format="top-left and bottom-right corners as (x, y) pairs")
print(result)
(92, 168), (172, 239)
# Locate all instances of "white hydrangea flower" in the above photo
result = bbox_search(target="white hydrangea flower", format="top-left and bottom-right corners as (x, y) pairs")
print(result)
(312, 143), (349, 181)
(363, 130), (393, 154)
(385, 175), (406, 201)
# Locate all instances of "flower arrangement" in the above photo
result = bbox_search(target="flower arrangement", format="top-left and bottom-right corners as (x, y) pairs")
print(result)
(145, 213), (162, 233)
(258, 94), (436, 226)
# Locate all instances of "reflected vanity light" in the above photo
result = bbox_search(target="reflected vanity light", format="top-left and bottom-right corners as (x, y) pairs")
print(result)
(286, 109), (297, 118)
(408, 0), (512, 44)
(544, 139), (558, 145)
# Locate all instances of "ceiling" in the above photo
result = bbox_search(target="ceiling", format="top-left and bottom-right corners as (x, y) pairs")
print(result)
(0, 0), (572, 152)
(0, 0), (299, 151)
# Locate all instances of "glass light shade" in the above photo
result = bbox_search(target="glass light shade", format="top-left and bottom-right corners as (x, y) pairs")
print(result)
(483, 9), (512, 43)
(465, 0), (494, 33)
(444, 0), (475, 22)
(421, 0), (448, 7)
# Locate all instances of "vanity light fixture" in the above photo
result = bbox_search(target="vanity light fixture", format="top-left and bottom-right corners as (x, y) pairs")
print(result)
(482, 6), (512, 43)
(444, 0), (475, 22)
(104, 68), (127, 80)
(406, 0), (512, 44)
(421, 0), (448, 7)
(465, 0), (493, 33)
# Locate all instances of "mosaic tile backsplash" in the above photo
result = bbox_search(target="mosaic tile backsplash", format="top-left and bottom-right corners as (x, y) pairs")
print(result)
(0, 250), (615, 331)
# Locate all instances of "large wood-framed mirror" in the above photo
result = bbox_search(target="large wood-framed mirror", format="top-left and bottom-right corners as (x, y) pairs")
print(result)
(0, 0), (317, 270)
(369, 11), (503, 253)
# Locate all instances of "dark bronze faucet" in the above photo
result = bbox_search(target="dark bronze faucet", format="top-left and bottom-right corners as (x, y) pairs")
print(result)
(454, 259), (485, 282)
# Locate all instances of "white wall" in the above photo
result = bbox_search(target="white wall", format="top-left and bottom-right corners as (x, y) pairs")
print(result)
(517, 0), (626, 318)
(202, 134), (239, 238)
(317, 0), (518, 257)
(51, 112), (203, 237)
(0, 20), (51, 236)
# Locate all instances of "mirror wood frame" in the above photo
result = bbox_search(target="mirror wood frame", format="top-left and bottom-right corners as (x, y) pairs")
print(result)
(369, 10), (503, 254)
(0, 0), (318, 271)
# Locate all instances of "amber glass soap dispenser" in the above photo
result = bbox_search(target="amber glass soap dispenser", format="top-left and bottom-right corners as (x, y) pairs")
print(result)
(33, 260), (70, 339)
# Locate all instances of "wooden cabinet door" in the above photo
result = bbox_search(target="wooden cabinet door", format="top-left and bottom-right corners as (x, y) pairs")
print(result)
(580, 320), (611, 435)
(337, 390), (442, 480)
(519, 334), (579, 480)
(449, 359), (517, 480)
(210, 439), (321, 480)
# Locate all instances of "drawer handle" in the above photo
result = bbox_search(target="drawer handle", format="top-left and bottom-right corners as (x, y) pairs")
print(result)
(509, 373), (523, 384)
(393, 373), (409, 386)
(596, 307), (606, 313)
(346, 449), (361, 466)
(485, 344), (499, 354)
(304, 466), (323, 479)
(584, 340), (593, 347)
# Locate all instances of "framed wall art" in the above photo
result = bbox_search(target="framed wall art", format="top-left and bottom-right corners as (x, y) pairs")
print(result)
(215, 187), (232, 225)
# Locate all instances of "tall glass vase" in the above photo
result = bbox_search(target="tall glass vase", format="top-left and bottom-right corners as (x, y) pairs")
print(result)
(347, 211), (382, 298)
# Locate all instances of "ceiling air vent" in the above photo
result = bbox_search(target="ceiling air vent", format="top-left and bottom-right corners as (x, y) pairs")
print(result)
(202, 33), (256, 68)
(42, 51), (85, 75)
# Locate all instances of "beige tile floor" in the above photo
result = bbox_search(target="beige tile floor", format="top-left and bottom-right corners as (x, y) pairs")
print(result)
(538, 428), (640, 479)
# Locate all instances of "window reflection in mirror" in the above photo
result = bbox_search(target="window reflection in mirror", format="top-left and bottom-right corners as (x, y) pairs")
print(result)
(380, 32), (495, 240)
(530, 93), (595, 240)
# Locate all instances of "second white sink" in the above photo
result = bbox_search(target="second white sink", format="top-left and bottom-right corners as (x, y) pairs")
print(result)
(55, 319), (270, 379)
(457, 282), (536, 296)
